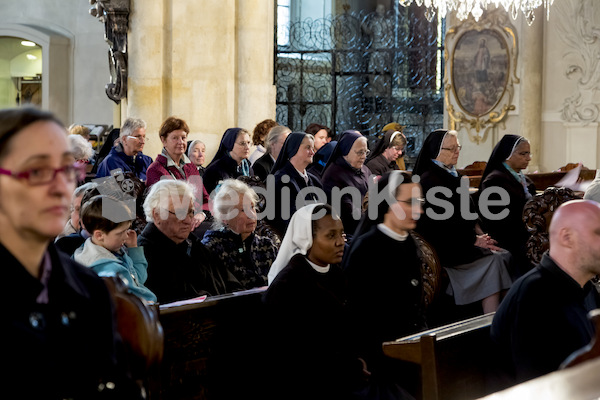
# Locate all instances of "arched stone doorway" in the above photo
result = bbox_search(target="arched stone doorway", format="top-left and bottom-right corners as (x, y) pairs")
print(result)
(0, 24), (71, 124)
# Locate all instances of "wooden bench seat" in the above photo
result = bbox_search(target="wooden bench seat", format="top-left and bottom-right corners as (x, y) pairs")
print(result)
(383, 313), (501, 400)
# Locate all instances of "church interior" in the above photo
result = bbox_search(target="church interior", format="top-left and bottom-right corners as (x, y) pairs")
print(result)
(4, 0), (600, 399)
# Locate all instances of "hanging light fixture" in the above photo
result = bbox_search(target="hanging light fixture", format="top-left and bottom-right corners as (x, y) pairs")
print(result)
(399, 0), (554, 25)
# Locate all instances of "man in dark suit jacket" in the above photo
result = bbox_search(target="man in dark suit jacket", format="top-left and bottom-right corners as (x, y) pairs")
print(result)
(252, 125), (290, 181)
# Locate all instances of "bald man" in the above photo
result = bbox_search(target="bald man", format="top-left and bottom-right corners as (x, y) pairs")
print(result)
(491, 200), (600, 384)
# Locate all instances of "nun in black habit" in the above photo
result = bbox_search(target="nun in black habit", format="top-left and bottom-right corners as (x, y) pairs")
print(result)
(413, 129), (512, 314)
(321, 130), (373, 238)
(268, 132), (323, 236)
(365, 130), (406, 176)
(202, 127), (254, 194)
(478, 134), (536, 277)
(307, 140), (337, 179)
(343, 170), (427, 396)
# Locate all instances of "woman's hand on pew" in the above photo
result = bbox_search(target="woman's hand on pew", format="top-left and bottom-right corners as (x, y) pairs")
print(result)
(475, 234), (502, 251)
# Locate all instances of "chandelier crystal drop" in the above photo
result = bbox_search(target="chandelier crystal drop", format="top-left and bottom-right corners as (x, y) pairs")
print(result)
(399, 0), (554, 25)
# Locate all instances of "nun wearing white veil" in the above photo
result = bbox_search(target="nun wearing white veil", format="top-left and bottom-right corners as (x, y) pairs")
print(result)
(263, 203), (370, 400)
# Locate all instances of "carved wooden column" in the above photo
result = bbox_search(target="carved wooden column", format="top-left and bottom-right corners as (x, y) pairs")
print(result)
(89, 0), (130, 104)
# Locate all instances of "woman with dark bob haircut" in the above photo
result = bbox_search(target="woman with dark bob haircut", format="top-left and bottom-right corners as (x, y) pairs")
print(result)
(0, 107), (141, 398)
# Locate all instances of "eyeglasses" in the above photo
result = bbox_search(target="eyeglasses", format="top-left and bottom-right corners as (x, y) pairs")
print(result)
(397, 197), (425, 206)
(235, 141), (252, 148)
(127, 135), (146, 142)
(355, 149), (371, 157)
(163, 208), (196, 219)
(0, 164), (85, 186)
(441, 145), (462, 153)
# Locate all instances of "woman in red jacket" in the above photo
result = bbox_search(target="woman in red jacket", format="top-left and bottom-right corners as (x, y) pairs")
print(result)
(145, 116), (209, 228)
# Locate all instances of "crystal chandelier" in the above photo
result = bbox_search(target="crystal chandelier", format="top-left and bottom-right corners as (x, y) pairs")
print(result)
(399, 0), (554, 25)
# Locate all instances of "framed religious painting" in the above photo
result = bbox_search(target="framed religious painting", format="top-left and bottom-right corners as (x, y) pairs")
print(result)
(444, 10), (519, 144)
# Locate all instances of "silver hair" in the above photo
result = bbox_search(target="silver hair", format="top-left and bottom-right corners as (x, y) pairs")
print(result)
(67, 134), (94, 161)
(119, 117), (147, 138)
(143, 180), (196, 223)
(73, 181), (98, 200)
(211, 179), (258, 230)
(265, 125), (291, 153)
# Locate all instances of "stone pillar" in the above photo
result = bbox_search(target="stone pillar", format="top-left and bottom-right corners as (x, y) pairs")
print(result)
(519, 16), (544, 172)
(126, 0), (276, 160)
(236, 0), (276, 131)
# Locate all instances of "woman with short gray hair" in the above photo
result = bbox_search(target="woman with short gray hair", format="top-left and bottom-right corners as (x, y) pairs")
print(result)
(202, 178), (279, 290)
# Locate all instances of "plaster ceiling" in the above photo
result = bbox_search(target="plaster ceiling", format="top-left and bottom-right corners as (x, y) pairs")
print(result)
(0, 36), (41, 63)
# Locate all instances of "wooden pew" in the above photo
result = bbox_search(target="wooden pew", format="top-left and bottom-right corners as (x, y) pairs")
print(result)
(147, 287), (268, 400)
(460, 162), (595, 190)
(476, 357), (600, 400)
(522, 186), (580, 265)
(383, 313), (501, 400)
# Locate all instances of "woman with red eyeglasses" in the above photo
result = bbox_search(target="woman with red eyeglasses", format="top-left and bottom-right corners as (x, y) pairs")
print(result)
(0, 107), (141, 399)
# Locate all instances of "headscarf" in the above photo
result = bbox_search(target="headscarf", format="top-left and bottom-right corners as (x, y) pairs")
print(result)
(186, 139), (203, 159)
(206, 127), (250, 176)
(351, 171), (413, 245)
(323, 130), (363, 173)
(479, 134), (525, 187)
(271, 132), (308, 175)
(312, 140), (337, 170)
(412, 129), (448, 177)
(267, 203), (322, 284)
(366, 129), (405, 163)
(206, 128), (243, 169)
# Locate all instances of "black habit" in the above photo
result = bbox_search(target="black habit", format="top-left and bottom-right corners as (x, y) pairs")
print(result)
(262, 254), (364, 400)
(344, 225), (426, 388)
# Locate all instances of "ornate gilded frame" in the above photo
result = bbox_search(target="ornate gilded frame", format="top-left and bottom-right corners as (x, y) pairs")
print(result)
(444, 10), (519, 144)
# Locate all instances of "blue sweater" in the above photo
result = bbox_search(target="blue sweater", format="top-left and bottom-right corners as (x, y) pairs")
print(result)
(73, 238), (157, 303)
(96, 143), (153, 181)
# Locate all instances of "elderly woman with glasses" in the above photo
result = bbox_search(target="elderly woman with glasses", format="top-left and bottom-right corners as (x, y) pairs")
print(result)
(203, 127), (254, 194)
(365, 129), (407, 177)
(138, 179), (241, 303)
(413, 129), (512, 316)
(0, 107), (141, 398)
(202, 179), (278, 290)
(321, 130), (372, 239)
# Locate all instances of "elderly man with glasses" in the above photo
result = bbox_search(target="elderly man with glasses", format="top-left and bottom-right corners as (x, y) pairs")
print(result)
(96, 117), (153, 181)
(138, 179), (241, 304)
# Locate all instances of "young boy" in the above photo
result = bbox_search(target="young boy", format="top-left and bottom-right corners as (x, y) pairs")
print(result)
(74, 194), (157, 303)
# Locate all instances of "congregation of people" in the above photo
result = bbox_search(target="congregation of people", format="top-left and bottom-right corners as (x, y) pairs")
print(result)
(7, 105), (600, 399)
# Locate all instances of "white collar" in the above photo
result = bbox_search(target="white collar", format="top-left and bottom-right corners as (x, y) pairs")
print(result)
(377, 223), (409, 241)
(295, 167), (309, 181)
(306, 257), (330, 273)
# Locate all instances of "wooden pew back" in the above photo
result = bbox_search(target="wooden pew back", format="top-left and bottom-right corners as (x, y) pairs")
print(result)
(383, 313), (500, 400)
(522, 186), (579, 265)
(148, 288), (267, 400)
